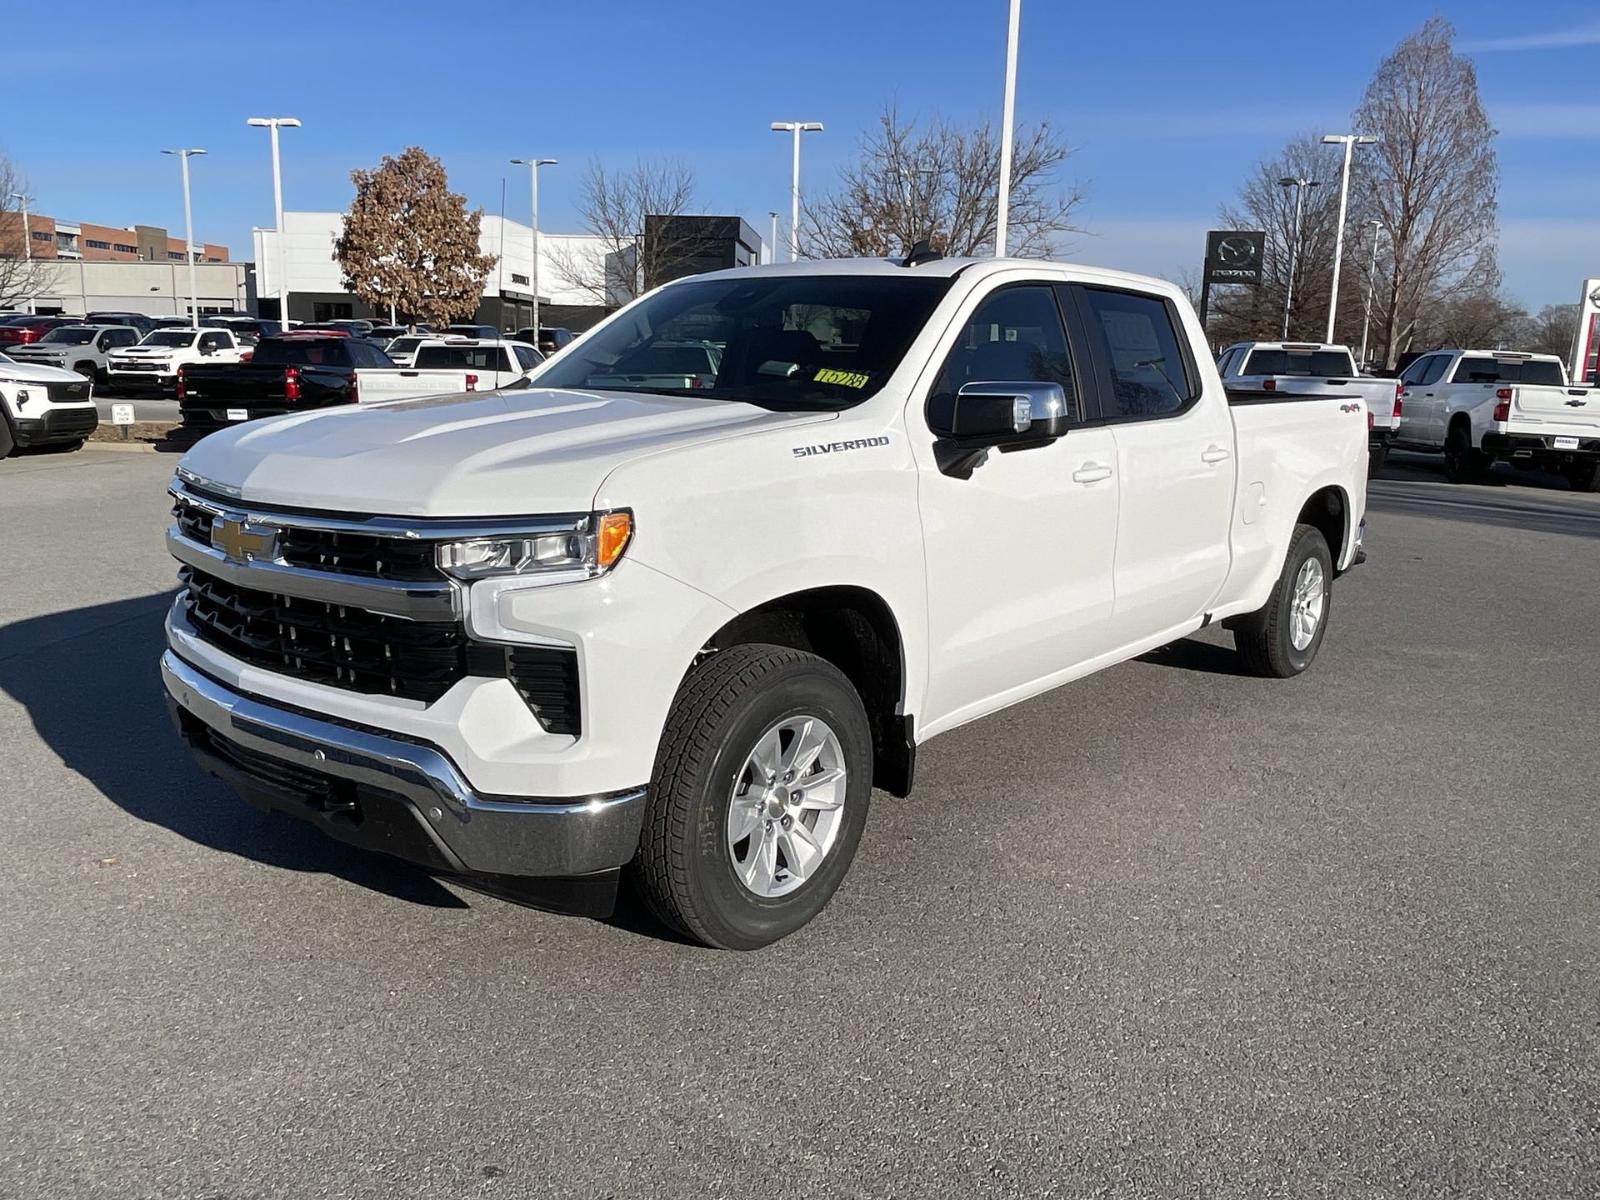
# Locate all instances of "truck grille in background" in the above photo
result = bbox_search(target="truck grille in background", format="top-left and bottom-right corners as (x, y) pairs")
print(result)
(179, 565), (468, 702)
(505, 647), (582, 736)
(47, 381), (92, 402)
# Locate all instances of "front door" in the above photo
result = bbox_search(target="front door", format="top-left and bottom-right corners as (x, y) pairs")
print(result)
(911, 281), (1120, 733)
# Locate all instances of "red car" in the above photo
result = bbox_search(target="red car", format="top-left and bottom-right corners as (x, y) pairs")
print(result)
(0, 315), (77, 346)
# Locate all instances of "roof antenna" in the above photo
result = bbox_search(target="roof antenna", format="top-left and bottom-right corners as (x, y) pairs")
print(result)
(900, 239), (942, 268)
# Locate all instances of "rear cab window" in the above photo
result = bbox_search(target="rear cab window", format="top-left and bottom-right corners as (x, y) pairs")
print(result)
(1451, 356), (1565, 386)
(252, 339), (356, 368)
(1242, 348), (1357, 377)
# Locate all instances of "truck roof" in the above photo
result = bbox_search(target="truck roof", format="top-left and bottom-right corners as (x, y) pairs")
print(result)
(1431, 348), (1564, 362)
(681, 254), (1186, 297)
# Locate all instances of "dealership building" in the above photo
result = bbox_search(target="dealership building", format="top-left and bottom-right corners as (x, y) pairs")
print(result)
(252, 212), (627, 331)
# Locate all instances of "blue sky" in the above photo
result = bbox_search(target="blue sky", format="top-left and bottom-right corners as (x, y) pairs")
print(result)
(10, 0), (1599, 308)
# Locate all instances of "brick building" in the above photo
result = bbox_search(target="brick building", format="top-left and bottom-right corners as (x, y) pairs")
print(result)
(1, 211), (228, 264)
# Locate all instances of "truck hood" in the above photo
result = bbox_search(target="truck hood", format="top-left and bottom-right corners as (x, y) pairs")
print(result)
(0, 356), (87, 384)
(177, 387), (836, 516)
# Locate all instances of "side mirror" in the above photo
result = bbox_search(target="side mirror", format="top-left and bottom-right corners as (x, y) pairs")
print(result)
(929, 381), (1071, 478)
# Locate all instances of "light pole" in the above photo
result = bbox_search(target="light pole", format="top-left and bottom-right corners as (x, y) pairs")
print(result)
(1359, 219), (1385, 369)
(768, 211), (780, 265)
(770, 121), (823, 261)
(995, 0), (1022, 256)
(1277, 176), (1320, 339)
(247, 117), (300, 329)
(1321, 133), (1378, 344)
(511, 158), (557, 339)
(9, 191), (31, 313)
(162, 148), (206, 328)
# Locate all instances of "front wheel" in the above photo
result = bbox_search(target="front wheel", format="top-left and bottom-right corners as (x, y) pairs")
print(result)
(1232, 523), (1333, 678)
(633, 643), (873, 950)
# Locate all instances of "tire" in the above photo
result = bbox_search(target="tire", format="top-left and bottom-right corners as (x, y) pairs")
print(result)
(1233, 524), (1333, 679)
(1367, 444), (1388, 475)
(1570, 461), (1600, 493)
(0, 412), (14, 459)
(1443, 421), (1488, 484)
(633, 643), (873, 950)
(72, 361), (95, 380)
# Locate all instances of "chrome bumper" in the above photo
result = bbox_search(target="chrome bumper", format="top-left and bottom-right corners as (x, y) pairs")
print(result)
(162, 651), (646, 877)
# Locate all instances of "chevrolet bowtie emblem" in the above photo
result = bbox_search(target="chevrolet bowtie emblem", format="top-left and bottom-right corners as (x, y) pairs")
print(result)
(211, 517), (278, 563)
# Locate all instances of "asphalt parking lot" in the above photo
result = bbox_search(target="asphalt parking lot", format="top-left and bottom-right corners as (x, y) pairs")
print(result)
(1, 446), (1597, 1199)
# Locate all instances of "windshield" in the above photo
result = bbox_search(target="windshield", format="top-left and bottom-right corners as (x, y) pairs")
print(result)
(1243, 348), (1355, 377)
(535, 273), (953, 409)
(40, 328), (99, 345)
(1452, 356), (1565, 386)
(141, 331), (197, 348)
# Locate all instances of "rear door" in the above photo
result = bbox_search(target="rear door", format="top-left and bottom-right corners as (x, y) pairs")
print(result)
(1064, 283), (1234, 645)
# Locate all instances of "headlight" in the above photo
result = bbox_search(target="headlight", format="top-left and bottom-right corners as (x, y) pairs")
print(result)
(435, 510), (633, 582)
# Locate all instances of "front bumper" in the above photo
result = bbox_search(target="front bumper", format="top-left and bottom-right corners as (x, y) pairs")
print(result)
(14, 405), (98, 446)
(109, 366), (176, 388)
(162, 651), (647, 877)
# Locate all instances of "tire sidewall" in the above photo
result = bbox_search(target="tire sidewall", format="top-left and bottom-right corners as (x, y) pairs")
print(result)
(1275, 528), (1333, 674)
(681, 663), (873, 949)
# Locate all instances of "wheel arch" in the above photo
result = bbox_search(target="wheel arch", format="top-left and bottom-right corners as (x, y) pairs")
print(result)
(1296, 485), (1350, 568)
(705, 584), (915, 797)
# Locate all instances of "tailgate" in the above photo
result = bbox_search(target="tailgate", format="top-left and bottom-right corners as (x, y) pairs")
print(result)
(1505, 385), (1600, 435)
(181, 367), (286, 402)
(355, 369), (473, 403)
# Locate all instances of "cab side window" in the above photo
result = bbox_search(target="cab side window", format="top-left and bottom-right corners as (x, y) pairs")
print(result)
(1071, 286), (1196, 420)
(927, 285), (1078, 425)
(198, 332), (228, 353)
(1397, 356), (1432, 385)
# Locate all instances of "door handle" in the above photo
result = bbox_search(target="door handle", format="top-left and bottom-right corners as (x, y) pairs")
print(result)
(1201, 445), (1232, 464)
(1072, 463), (1113, 484)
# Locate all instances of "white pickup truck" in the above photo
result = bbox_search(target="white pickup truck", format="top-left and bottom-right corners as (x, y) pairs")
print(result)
(1216, 341), (1402, 472)
(354, 338), (544, 404)
(160, 255), (1368, 949)
(0, 350), (98, 455)
(107, 327), (248, 394)
(1393, 348), (1600, 490)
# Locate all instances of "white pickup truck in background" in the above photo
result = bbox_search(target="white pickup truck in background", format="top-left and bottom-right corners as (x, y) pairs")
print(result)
(161, 255), (1368, 949)
(1394, 349), (1599, 490)
(354, 338), (544, 404)
(1216, 341), (1402, 471)
(107, 327), (248, 394)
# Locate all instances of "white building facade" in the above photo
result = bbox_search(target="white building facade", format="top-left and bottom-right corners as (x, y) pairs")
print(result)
(252, 212), (620, 329)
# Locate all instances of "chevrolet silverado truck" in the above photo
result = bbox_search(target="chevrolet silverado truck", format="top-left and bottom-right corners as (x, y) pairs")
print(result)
(176, 335), (395, 432)
(1216, 341), (1401, 472)
(160, 255), (1369, 949)
(108, 327), (248, 395)
(4, 323), (142, 382)
(0, 350), (98, 455)
(1393, 348), (1600, 490)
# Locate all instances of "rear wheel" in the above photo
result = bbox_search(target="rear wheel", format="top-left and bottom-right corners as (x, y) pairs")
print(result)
(1233, 524), (1333, 678)
(1569, 461), (1600, 493)
(1443, 422), (1488, 483)
(633, 643), (873, 950)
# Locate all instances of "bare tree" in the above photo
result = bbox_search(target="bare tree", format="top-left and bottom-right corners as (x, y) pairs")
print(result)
(1211, 134), (1346, 346)
(1351, 16), (1498, 368)
(803, 103), (1083, 260)
(0, 156), (47, 311)
(1420, 289), (1527, 350)
(333, 147), (496, 325)
(1522, 303), (1580, 359)
(551, 158), (697, 305)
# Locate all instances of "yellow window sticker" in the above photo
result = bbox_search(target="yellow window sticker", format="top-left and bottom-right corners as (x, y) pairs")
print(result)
(813, 368), (871, 389)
